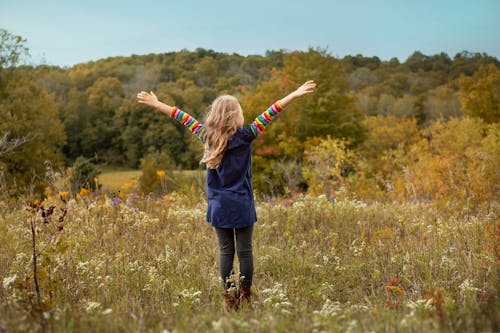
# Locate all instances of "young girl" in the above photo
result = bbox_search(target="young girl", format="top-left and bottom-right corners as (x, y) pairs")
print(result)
(137, 80), (316, 311)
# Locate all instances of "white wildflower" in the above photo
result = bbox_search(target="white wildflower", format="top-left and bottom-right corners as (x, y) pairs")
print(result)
(314, 299), (343, 318)
(459, 279), (480, 296)
(101, 308), (113, 315)
(261, 283), (292, 313)
(3, 274), (17, 289)
(178, 289), (202, 306)
(85, 301), (102, 314)
(406, 298), (433, 311)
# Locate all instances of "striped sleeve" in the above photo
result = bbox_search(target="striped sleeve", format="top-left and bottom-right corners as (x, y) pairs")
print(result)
(249, 101), (284, 137)
(170, 107), (206, 142)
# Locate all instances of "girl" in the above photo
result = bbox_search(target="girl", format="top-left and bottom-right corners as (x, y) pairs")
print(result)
(137, 80), (316, 311)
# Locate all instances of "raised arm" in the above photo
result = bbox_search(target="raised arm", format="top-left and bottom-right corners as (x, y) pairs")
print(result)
(250, 80), (316, 137)
(137, 91), (206, 141)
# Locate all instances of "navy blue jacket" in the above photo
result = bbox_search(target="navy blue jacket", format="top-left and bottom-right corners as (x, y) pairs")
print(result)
(206, 125), (257, 228)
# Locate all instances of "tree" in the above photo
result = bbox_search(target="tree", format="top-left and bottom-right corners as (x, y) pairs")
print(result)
(357, 115), (419, 188)
(405, 51), (431, 72)
(85, 77), (125, 162)
(405, 118), (487, 201)
(194, 56), (218, 87)
(341, 54), (381, 71)
(458, 64), (500, 124)
(0, 30), (65, 195)
(451, 51), (499, 78)
(425, 85), (461, 121)
(0, 29), (29, 68)
(302, 137), (355, 196)
(0, 73), (66, 194)
(59, 88), (89, 158)
(117, 98), (185, 168)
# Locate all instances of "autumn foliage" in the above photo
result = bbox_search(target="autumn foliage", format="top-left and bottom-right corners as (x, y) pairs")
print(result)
(0, 28), (499, 205)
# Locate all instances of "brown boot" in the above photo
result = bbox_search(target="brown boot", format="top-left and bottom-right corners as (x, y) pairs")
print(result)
(239, 286), (252, 309)
(223, 289), (239, 312)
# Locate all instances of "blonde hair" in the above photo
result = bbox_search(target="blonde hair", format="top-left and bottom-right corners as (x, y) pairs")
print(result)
(202, 95), (243, 169)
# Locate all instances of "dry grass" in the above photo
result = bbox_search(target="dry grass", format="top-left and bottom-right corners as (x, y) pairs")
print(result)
(0, 192), (498, 332)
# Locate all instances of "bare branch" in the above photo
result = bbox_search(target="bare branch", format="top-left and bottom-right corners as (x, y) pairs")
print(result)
(0, 132), (33, 158)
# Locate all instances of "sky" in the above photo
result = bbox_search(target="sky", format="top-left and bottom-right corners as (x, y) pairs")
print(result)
(1, 0), (499, 67)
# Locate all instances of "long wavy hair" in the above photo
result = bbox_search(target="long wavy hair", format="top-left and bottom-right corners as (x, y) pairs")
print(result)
(202, 95), (243, 169)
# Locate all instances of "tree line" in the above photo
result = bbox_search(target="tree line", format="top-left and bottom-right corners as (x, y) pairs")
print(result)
(0, 29), (498, 200)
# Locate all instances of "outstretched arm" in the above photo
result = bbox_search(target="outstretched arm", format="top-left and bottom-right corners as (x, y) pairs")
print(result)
(277, 80), (316, 108)
(137, 91), (206, 141)
(137, 91), (174, 115)
(250, 80), (316, 137)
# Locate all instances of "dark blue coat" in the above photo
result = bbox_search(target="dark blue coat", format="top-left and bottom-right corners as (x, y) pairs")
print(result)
(206, 125), (257, 229)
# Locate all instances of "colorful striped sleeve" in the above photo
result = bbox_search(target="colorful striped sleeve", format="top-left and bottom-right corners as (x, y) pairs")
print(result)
(249, 101), (284, 137)
(170, 107), (206, 142)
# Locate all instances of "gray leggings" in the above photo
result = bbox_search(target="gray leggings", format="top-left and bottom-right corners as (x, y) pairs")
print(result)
(214, 225), (254, 289)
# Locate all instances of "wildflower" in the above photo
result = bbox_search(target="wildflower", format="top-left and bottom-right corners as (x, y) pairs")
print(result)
(178, 289), (202, 305)
(406, 299), (433, 311)
(386, 300), (400, 309)
(157, 170), (166, 177)
(58, 191), (69, 197)
(2, 274), (17, 289)
(101, 308), (113, 315)
(129, 193), (140, 201)
(112, 197), (122, 207)
(458, 279), (480, 295)
(386, 285), (405, 295)
(261, 283), (292, 313)
(314, 299), (343, 317)
(77, 188), (90, 200)
(85, 301), (101, 314)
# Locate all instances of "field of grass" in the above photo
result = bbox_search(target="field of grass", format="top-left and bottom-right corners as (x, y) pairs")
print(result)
(98, 168), (143, 191)
(98, 167), (205, 195)
(0, 191), (498, 332)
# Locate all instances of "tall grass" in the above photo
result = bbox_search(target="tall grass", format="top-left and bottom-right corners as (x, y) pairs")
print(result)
(0, 192), (498, 332)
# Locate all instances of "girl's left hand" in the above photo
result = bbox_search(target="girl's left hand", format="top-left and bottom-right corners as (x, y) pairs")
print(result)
(137, 91), (159, 108)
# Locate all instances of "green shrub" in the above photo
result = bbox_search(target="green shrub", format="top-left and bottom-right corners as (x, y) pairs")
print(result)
(69, 156), (100, 193)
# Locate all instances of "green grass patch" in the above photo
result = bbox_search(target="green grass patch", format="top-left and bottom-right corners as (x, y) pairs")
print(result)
(98, 167), (206, 193)
(98, 169), (142, 191)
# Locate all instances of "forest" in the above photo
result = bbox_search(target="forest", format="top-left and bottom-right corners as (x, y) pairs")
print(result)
(1, 29), (499, 203)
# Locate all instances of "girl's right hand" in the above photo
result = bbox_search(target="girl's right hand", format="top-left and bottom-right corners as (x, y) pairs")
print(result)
(137, 91), (159, 108)
(293, 80), (316, 98)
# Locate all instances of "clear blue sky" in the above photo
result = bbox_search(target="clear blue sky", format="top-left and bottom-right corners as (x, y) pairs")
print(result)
(1, 0), (499, 67)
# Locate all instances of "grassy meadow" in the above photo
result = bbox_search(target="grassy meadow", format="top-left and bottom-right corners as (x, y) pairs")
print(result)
(0, 171), (498, 332)
(98, 168), (143, 192)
